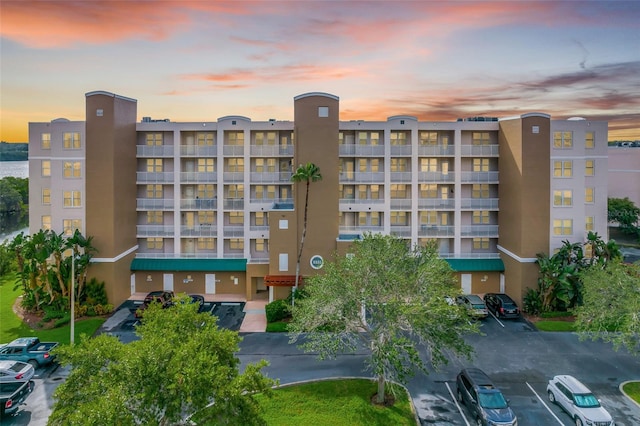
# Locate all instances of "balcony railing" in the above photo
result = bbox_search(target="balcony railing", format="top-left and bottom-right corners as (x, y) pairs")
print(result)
(417, 198), (455, 209)
(137, 198), (175, 210)
(439, 252), (501, 259)
(418, 225), (455, 237)
(460, 145), (499, 156)
(390, 226), (411, 237)
(223, 198), (245, 209)
(223, 226), (244, 237)
(390, 171), (412, 182)
(223, 171), (244, 182)
(339, 171), (385, 183)
(223, 145), (244, 156)
(460, 225), (499, 237)
(249, 171), (293, 183)
(136, 225), (175, 237)
(249, 225), (269, 232)
(417, 171), (455, 182)
(460, 171), (499, 183)
(137, 145), (174, 157)
(460, 198), (499, 209)
(390, 199), (412, 209)
(338, 225), (384, 233)
(390, 145), (412, 156)
(135, 252), (218, 259)
(339, 198), (384, 204)
(137, 172), (174, 183)
(250, 145), (294, 156)
(179, 145), (217, 156)
(339, 145), (385, 156)
(180, 225), (217, 237)
(249, 197), (292, 208)
(180, 172), (217, 183)
(417, 145), (455, 156)
(181, 198), (218, 209)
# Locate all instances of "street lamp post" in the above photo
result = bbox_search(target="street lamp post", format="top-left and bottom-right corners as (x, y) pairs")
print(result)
(70, 250), (75, 345)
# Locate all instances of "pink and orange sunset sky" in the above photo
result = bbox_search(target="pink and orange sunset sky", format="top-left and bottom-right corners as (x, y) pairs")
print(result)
(1, 0), (639, 142)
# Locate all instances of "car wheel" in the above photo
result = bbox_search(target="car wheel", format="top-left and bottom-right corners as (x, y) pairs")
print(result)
(547, 391), (556, 404)
(28, 360), (39, 370)
(575, 417), (583, 426)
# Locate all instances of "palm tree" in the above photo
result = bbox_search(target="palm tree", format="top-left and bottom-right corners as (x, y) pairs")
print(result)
(290, 162), (322, 305)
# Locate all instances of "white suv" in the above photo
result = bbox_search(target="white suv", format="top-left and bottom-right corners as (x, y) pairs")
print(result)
(546, 375), (614, 426)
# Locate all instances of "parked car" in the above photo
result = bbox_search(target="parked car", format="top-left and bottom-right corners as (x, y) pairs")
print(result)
(135, 291), (175, 318)
(0, 361), (34, 383)
(0, 337), (59, 368)
(0, 380), (34, 417)
(189, 294), (206, 312)
(456, 367), (518, 426)
(456, 295), (489, 319)
(547, 375), (615, 426)
(483, 293), (520, 319)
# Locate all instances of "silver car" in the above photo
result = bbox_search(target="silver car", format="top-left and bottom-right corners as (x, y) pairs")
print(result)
(546, 375), (614, 426)
(0, 360), (35, 383)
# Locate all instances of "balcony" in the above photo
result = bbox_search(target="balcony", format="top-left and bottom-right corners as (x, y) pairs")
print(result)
(460, 198), (499, 209)
(137, 145), (174, 157)
(223, 198), (244, 209)
(249, 197), (292, 209)
(137, 198), (175, 210)
(418, 225), (455, 237)
(460, 171), (499, 183)
(390, 171), (412, 182)
(460, 225), (499, 237)
(180, 145), (217, 156)
(223, 145), (244, 156)
(136, 225), (175, 237)
(249, 225), (269, 232)
(181, 198), (218, 210)
(418, 171), (455, 182)
(390, 199), (412, 209)
(339, 198), (384, 205)
(135, 252), (217, 259)
(137, 172), (174, 183)
(180, 172), (217, 183)
(223, 226), (244, 237)
(439, 252), (501, 259)
(417, 145), (455, 156)
(339, 171), (385, 183)
(339, 145), (385, 156)
(180, 225), (217, 237)
(460, 145), (499, 156)
(390, 145), (412, 156)
(250, 145), (294, 156)
(339, 225), (384, 234)
(390, 225), (411, 237)
(249, 171), (293, 183)
(418, 198), (455, 209)
(223, 171), (244, 182)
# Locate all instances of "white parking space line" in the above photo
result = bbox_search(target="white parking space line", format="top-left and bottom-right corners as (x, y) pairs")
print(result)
(526, 382), (566, 426)
(445, 381), (470, 426)
(489, 311), (505, 327)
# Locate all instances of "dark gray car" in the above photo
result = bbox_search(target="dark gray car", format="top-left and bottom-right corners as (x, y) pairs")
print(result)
(483, 293), (520, 319)
(456, 367), (517, 426)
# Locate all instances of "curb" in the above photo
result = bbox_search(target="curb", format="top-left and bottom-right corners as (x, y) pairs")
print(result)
(619, 380), (640, 409)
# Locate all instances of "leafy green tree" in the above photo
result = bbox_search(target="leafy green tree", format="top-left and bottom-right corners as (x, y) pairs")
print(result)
(290, 162), (322, 302)
(608, 197), (640, 236)
(49, 296), (276, 426)
(288, 234), (478, 404)
(574, 261), (640, 355)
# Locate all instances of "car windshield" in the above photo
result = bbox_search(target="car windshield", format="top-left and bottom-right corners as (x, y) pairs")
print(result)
(472, 304), (485, 309)
(478, 391), (508, 409)
(574, 393), (600, 408)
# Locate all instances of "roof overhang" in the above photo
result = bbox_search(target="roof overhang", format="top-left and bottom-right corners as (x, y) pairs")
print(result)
(445, 258), (505, 272)
(131, 258), (247, 272)
(264, 275), (303, 287)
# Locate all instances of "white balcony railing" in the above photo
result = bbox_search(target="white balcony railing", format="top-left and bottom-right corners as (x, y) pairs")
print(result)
(137, 145), (174, 157)
(418, 225), (455, 237)
(180, 198), (218, 209)
(249, 171), (293, 183)
(460, 225), (499, 237)
(460, 198), (499, 209)
(136, 198), (175, 210)
(179, 145), (217, 156)
(250, 145), (294, 156)
(417, 198), (455, 209)
(180, 225), (217, 237)
(180, 172), (217, 182)
(460, 171), (499, 183)
(417, 171), (455, 182)
(136, 225), (175, 236)
(417, 145), (455, 156)
(137, 172), (174, 183)
(460, 145), (499, 156)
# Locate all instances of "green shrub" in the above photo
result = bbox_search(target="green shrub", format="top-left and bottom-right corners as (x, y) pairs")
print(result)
(54, 314), (71, 328)
(266, 299), (291, 323)
(93, 304), (114, 316)
(42, 308), (66, 322)
(81, 278), (109, 305)
(266, 322), (289, 332)
(540, 311), (573, 318)
(523, 288), (542, 315)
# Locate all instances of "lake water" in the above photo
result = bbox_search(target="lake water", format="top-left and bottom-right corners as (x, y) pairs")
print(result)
(0, 161), (29, 179)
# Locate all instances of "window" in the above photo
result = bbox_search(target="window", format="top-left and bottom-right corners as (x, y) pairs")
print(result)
(358, 185), (367, 199)
(197, 132), (214, 146)
(41, 133), (51, 150)
(553, 190), (572, 206)
(472, 132), (490, 145)
(147, 184), (163, 198)
(585, 216), (594, 231)
(227, 158), (244, 172)
(390, 158), (408, 172)
(197, 184), (215, 199)
(390, 184), (408, 198)
(146, 159), (163, 172)
(279, 253), (288, 271)
(553, 219), (573, 235)
(63, 161), (82, 178)
(553, 160), (572, 177)
(228, 211), (244, 225)
(358, 212), (367, 226)
(147, 211), (162, 223)
(473, 238), (489, 250)
(254, 238), (267, 252)
(473, 158), (489, 172)
(63, 219), (82, 236)
(420, 158), (438, 172)
(42, 188), (51, 205)
(585, 160), (594, 176)
(390, 211), (408, 225)
(147, 237), (163, 249)
(420, 211), (437, 225)
(63, 191), (82, 207)
(473, 211), (490, 224)
(146, 133), (163, 146)
(390, 132), (408, 145)
(198, 158), (215, 172)
(63, 132), (81, 149)
(198, 211), (215, 225)
(226, 131), (244, 146)
(420, 184), (438, 198)
(318, 106), (329, 117)
(226, 184), (244, 198)
(197, 238), (215, 250)
(254, 212), (267, 226)
(585, 132), (595, 149)
(553, 131), (572, 149)
(370, 211), (380, 226)
(42, 215), (51, 230)
(42, 160), (51, 177)
(370, 132), (380, 145)
(585, 187), (594, 203)
(420, 132), (438, 146)
(339, 185), (355, 199)
(229, 238), (244, 250)
(472, 184), (489, 198)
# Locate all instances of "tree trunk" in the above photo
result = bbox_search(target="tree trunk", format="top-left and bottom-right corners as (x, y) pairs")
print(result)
(377, 374), (385, 404)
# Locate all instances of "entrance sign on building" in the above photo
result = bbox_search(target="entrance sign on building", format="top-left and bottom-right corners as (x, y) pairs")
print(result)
(310, 255), (324, 269)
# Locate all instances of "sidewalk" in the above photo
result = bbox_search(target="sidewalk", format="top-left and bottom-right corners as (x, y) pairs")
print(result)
(239, 299), (268, 332)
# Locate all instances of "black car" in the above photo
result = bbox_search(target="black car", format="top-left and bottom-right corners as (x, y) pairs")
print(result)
(483, 293), (520, 319)
(135, 291), (175, 318)
(456, 368), (517, 426)
(188, 294), (206, 312)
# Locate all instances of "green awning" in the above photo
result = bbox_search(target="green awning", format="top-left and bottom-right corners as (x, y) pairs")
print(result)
(131, 258), (247, 272)
(445, 258), (504, 272)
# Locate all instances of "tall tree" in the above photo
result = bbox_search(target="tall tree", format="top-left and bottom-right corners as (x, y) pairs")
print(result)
(608, 197), (640, 236)
(574, 260), (640, 355)
(49, 296), (276, 426)
(287, 234), (478, 404)
(290, 162), (322, 302)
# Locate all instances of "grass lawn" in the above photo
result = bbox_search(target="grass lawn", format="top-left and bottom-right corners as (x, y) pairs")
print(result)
(623, 382), (640, 404)
(255, 379), (414, 426)
(534, 320), (576, 332)
(0, 273), (104, 345)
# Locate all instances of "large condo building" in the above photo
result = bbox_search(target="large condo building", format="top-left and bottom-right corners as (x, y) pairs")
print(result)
(28, 91), (608, 307)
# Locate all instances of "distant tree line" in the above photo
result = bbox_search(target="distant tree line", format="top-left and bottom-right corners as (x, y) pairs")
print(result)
(0, 176), (28, 233)
(0, 142), (28, 161)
